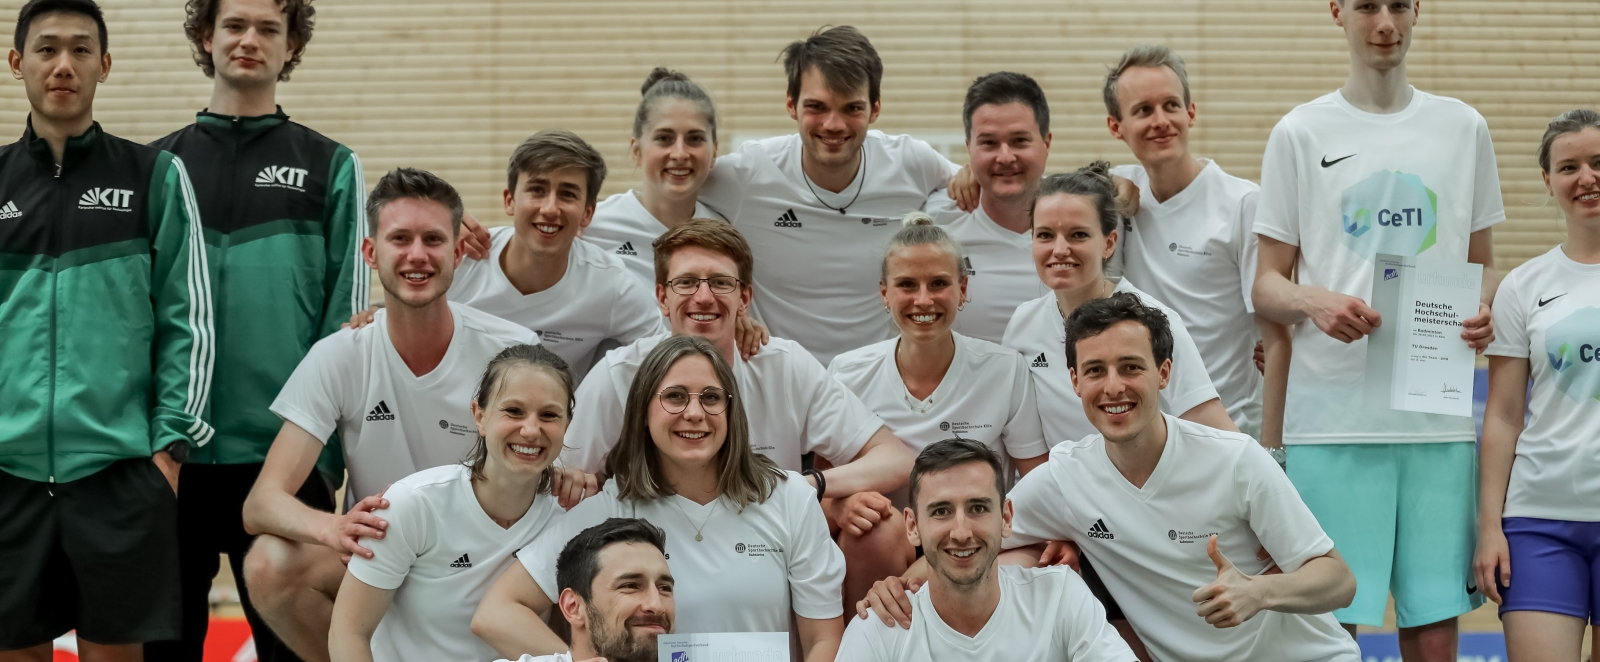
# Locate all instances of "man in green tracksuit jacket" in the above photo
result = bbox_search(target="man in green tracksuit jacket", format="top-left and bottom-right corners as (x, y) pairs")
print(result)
(143, 1), (367, 661)
(0, 1), (215, 660)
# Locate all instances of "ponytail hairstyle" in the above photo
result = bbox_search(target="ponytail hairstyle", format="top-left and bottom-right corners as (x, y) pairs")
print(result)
(465, 344), (576, 491)
(633, 67), (718, 144)
(880, 211), (968, 282)
(1538, 109), (1600, 173)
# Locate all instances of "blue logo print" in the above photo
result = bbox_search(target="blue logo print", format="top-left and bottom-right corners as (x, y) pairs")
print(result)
(1384, 268), (1399, 281)
(1544, 307), (1600, 403)
(673, 653), (690, 662)
(1338, 170), (1440, 261)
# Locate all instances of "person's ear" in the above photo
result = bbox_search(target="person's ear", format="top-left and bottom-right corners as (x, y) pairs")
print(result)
(868, 98), (882, 125)
(558, 588), (587, 628)
(786, 94), (799, 122)
(1157, 357), (1172, 390)
(503, 187), (516, 218)
(1107, 115), (1125, 142)
(1542, 170), (1554, 198)
(903, 506), (921, 549)
(629, 137), (642, 167)
(10, 49), (23, 80)
(1000, 498), (1014, 539)
(361, 236), (377, 269)
(98, 51), (111, 82)
(471, 399), (485, 437)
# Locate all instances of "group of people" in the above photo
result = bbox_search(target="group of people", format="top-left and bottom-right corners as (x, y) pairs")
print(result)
(2, 0), (1598, 661)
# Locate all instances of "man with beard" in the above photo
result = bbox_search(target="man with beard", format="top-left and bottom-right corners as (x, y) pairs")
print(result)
(837, 439), (1135, 661)
(495, 518), (676, 662)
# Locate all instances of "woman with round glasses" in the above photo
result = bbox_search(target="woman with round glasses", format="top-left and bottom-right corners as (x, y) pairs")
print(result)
(474, 335), (846, 662)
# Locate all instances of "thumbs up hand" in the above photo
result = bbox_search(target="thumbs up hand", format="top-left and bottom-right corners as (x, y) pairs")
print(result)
(1191, 534), (1264, 628)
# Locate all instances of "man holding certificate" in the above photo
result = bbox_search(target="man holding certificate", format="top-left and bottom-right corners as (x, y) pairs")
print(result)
(1251, 1), (1502, 659)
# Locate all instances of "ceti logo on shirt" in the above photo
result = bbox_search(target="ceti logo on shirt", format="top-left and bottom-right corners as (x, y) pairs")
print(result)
(1337, 170), (1439, 261)
(1544, 306), (1600, 403)
(78, 187), (133, 212)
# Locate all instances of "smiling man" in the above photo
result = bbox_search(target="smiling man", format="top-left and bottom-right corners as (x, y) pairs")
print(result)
(837, 439), (1136, 661)
(697, 25), (960, 365)
(238, 169), (538, 662)
(144, 1), (367, 659)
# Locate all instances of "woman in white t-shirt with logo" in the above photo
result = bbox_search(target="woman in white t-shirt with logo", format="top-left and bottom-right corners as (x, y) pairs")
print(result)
(474, 335), (846, 662)
(1476, 110), (1600, 661)
(830, 211), (1051, 512)
(328, 345), (591, 662)
(1001, 161), (1236, 445)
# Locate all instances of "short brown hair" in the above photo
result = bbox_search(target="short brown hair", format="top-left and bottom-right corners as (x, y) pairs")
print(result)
(366, 167), (463, 237)
(184, 0), (315, 81)
(780, 25), (882, 105)
(506, 130), (608, 207)
(651, 218), (753, 286)
(1103, 44), (1191, 121)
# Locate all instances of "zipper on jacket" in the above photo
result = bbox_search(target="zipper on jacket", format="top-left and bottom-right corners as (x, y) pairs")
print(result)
(47, 166), (62, 487)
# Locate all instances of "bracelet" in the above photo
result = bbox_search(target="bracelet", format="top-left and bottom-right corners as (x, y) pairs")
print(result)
(802, 469), (826, 502)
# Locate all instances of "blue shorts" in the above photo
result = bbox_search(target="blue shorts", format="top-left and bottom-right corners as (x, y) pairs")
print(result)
(1500, 517), (1600, 624)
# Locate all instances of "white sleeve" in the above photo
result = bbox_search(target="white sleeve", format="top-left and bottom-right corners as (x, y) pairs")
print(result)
(698, 149), (754, 224)
(908, 137), (961, 194)
(1237, 189), (1261, 314)
(1159, 310), (1222, 416)
(1001, 356), (1049, 460)
(921, 188), (965, 224)
(562, 361), (628, 474)
(1470, 115), (1508, 232)
(1252, 120), (1302, 247)
(784, 480), (847, 620)
(1002, 461), (1077, 549)
(516, 497), (609, 603)
(835, 613), (896, 662)
(268, 335), (354, 443)
(796, 355), (883, 466)
(1485, 269), (1529, 358)
(608, 270), (666, 347)
(1239, 444), (1335, 572)
(1060, 571), (1140, 661)
(345, 480), (432, 590)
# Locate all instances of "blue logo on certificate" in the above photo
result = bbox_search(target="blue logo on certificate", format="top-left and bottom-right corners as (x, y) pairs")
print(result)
(672, 653), (690, 662)
(1384, 268), (1399, 280)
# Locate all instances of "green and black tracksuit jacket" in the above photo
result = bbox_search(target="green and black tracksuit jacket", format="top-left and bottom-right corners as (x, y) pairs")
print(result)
(151, 108), (367, 482)
(0, 119), (214, 485)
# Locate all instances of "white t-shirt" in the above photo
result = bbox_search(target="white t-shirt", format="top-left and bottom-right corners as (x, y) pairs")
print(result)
(564, 333), (882, 474)
(1005, 415), (1358, 662)
(449, 226), (665, 381)
(1001, 279), (1220, 444)
(347, 465), (563, 662)
(1485, 246), (1600, 521)
(1253, 88), (1505, 445)
(1112, 161), (1262, 435)
(584, 190), (724, 289)
(516, 474), (845, 639)
(698, 131), (961, 364)
(271, 303), (538, 505)
(922, 190), (1049, 344)
(837, 565), (1137, 662)
(828, 333), (1050, 507)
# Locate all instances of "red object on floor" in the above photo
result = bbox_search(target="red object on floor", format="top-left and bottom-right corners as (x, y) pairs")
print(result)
(51, 618), (256, 662)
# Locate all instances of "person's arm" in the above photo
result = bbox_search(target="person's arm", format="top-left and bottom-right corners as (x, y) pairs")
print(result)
(814, 427), (914, 498)
(559, 362), (627, 475)
(1254, 235), (1381, 342)
(1014, 453), (1048, 476)
(318, 148), (369, 340)
(1462, 228), (1500, 352)
(1256, 317), (1293, 450)
(796, 615), (844, 662)
(242, 421), (389, 559)
(147, 154), (215, 468)
(328, 572), (395, 662)
(1178, 399), (1237, 432)
(1475, 354), (1528, 605)
(1192, 536), (1354, 628)
(472, 555), (566, 657)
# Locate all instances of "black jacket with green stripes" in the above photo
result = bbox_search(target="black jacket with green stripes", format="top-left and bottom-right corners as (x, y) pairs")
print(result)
(151, 108), (367, 477)
(0, 118), (214, 484)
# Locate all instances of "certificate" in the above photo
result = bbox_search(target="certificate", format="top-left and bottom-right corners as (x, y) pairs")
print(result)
(1364, 253), (1482, 417)
(658, 632), (789, 662)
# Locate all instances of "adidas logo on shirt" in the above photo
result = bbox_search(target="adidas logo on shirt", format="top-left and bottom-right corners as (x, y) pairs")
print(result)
(0, 201), (20, 220)
(365, 400), (396, 422)
(78, 187), (134, 212)
(774, 209), (802, 228)
(615, 241), (638, 256)
(449, 553), (472, 568)
(1087, 519), (1115, 540)
(256, 165), (309, 191)
(1031, 353), (1049, 368)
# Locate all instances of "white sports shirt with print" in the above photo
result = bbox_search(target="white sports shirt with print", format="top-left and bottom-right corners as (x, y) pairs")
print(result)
(1111, 161), (1262, 435)
(270, 303), (537, 505)
(1485, 247), (1600, 521)
(584, 190), (723, 289)
(1001, 279), (1220, 444)
(448, 226), (665, 381)
(922, 190), (1049, 344)
(563, 333), (882, 474)
(516, 474), (845, 639)
(697, 130), (960, 364)
(828, 332), (1050, 507)
(347, 465), (563, 662)
(836, 565), (1137, 662)
(1005, 415), (1359, 662)
(1253, 89), (1505, 445)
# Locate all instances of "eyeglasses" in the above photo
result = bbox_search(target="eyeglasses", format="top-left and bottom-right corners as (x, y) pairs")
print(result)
(666, 276), (742, 295)
(656, 386), (730, 415)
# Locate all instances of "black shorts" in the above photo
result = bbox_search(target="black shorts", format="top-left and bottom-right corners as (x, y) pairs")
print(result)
(0, 458), (181, 648)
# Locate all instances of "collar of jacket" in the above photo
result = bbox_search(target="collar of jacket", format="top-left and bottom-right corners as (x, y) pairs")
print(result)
(23, 115), (103, 175)
(196, 105), (289, 138)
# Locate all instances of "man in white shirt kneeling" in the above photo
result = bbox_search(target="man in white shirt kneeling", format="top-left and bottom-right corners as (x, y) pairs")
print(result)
(837, 438), (1136, 661)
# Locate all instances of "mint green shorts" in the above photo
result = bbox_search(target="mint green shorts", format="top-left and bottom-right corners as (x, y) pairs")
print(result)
(1287, 442), (1484, 628)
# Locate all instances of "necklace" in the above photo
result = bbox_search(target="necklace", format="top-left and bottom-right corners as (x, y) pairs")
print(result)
(802, 145), (866, 215)
(670, 497), (721, 542)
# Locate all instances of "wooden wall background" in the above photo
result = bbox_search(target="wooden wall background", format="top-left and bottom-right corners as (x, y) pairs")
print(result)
(3, 0), (1596, 273)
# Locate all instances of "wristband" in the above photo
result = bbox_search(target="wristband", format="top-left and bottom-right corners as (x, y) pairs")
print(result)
(803, 469), (826, 502)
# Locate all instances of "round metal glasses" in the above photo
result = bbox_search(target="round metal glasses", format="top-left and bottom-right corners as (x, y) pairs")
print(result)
(656, 386), (731, 415)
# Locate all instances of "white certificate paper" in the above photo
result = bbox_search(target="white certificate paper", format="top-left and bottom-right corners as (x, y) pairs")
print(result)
(1364, 254), (1483, 417)
(658, 632), (789, 662)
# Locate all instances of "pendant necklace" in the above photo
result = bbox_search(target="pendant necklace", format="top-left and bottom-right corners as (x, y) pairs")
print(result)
(803, 145), (867, 215)
(671, 497), (721, 542)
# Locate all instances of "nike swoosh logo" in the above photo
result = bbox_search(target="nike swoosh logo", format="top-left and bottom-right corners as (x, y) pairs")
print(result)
(1321, 154), (1356, 168)
(1538, 294), (1566, 307)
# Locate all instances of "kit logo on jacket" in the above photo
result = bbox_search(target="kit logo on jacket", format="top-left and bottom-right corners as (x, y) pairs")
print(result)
(256, 165), (309, 191)
(78, 187), (133, 212)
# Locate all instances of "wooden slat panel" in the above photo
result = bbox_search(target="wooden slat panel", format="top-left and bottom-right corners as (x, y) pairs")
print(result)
(2, 0), (1595, 273)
